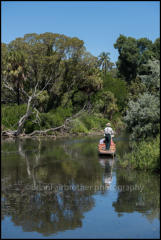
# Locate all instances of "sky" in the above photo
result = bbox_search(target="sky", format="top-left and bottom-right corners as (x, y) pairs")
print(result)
(1, 1), (160, 63)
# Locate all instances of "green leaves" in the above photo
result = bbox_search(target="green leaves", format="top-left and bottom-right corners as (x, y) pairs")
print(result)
(114, 35), (159, 84)
(138, 59), (160, 95)
(103, 73), (128, 111)
(2, 32), (103, 111)
(124, 93), (160, 140)
(92, 90), (118, 120)
(98, 52), (114, 76)
(118, 135), (160, 172)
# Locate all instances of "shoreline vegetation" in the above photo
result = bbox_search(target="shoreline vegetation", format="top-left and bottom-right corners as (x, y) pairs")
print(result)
(1, 110), (124, 140)
(1, 33), (160, 172)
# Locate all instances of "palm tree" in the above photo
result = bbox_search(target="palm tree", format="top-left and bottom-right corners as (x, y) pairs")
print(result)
(98, 52), (112, 76)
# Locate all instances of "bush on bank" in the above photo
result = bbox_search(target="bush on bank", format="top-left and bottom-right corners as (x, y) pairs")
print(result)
(118, 135), (160, 172)
(2, 104), (27, 130)
(2, 104), (124, 134)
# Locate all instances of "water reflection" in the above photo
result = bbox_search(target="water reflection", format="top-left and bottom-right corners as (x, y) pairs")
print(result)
(1, 137), (105, 236)
(1, 136), (160, 237)
(99, 157), (114, 190)
(113, 168), (160, 221)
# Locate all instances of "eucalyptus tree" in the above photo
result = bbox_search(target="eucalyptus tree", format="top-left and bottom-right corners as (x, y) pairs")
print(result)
(2, 32), (103, 136)
(61, 50), (102, 112)
(1, 43), (12, 103)
(2, 46), (28, 105)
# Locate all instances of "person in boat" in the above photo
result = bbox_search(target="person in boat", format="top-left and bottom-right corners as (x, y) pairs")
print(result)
(99, 138), (105, 144)
(99, 158), (114, 190)
(104, 123), (114, 150)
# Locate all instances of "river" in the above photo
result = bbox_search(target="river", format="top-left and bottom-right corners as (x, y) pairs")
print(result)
(1, 135), (160, 239)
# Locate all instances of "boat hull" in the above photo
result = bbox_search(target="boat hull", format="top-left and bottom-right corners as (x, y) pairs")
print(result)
(98, 139), (116, 156)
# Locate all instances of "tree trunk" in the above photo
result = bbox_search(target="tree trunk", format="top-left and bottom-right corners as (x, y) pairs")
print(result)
(14, 96), (33, 136)
(17, 79), (20, 105)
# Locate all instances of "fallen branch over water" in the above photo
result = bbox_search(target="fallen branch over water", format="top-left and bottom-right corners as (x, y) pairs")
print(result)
(1, 104), (88, 138)
(29, 125), (65, 136)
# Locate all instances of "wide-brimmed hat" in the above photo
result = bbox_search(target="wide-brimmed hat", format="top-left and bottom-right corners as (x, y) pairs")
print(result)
(106, 123), (111, 126)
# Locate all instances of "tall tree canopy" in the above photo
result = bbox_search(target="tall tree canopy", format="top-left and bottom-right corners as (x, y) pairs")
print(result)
(114, 35), (160, 83)
(2, 32), (102, 111)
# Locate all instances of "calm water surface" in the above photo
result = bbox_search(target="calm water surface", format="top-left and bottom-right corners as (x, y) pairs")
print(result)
(1, 136), (160, 239)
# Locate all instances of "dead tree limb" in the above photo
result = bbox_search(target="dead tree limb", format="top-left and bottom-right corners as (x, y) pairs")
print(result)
(2, 77), (89, 138)
(29, 125), (65, 136)
(27, 104), (87, 137)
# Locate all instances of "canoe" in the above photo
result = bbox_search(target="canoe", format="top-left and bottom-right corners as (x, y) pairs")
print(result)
(98, 139), (116, 156)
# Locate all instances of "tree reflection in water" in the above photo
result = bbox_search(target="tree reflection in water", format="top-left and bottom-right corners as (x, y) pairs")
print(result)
(2, 137), (160, 237)
(112, 168), (160, 221)
(1, 137), (106, 236)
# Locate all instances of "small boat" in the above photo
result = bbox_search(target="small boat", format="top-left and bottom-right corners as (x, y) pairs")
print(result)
(98, 138), (116, 156)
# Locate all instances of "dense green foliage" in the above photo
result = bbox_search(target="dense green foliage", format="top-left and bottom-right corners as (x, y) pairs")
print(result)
(103, 73), (128, 111)
(1, 32), (125, 134)
(2, 33), (102, 108)
(124, 92), (160, 140)
(118, 135), (160, 172)
(124, 59), (160, 140)
(1, 32), (160, 172)
(114, 35), (160, 83)
(120, 59), (160, 171)
(2, 104), (27, 130)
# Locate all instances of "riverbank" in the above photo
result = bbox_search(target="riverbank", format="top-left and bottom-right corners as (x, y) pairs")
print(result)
(2, 103), (125, 139)
(1, 129), (104, 140)
(117, 134), (160, 173)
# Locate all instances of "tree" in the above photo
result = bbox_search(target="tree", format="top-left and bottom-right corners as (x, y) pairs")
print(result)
(93, 90), (118, 120)
(114, 35), (157, 84)
(103, 73), (128, 111)
(138, 59), (160, 96)
(2, 32), (104, 136)
(98, 52), (114, 76)
(152, 38), (160, 60)
(5, 49), (28, 105)
(1, 43), (13, 103)
(114, 35), (140, 83)
(123, 59), (160, 140)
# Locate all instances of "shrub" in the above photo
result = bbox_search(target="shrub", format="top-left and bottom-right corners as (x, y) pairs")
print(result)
(124, 93), (160, 140)
(39, 105), (73, 130)
(80, 113), (97, 130)
(118, 135), (160, 172)
(71, 119), (88, 134)
(24, 120), (40, 134)
(79, 112), (109, 131)
(2, 104), (27, 130)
